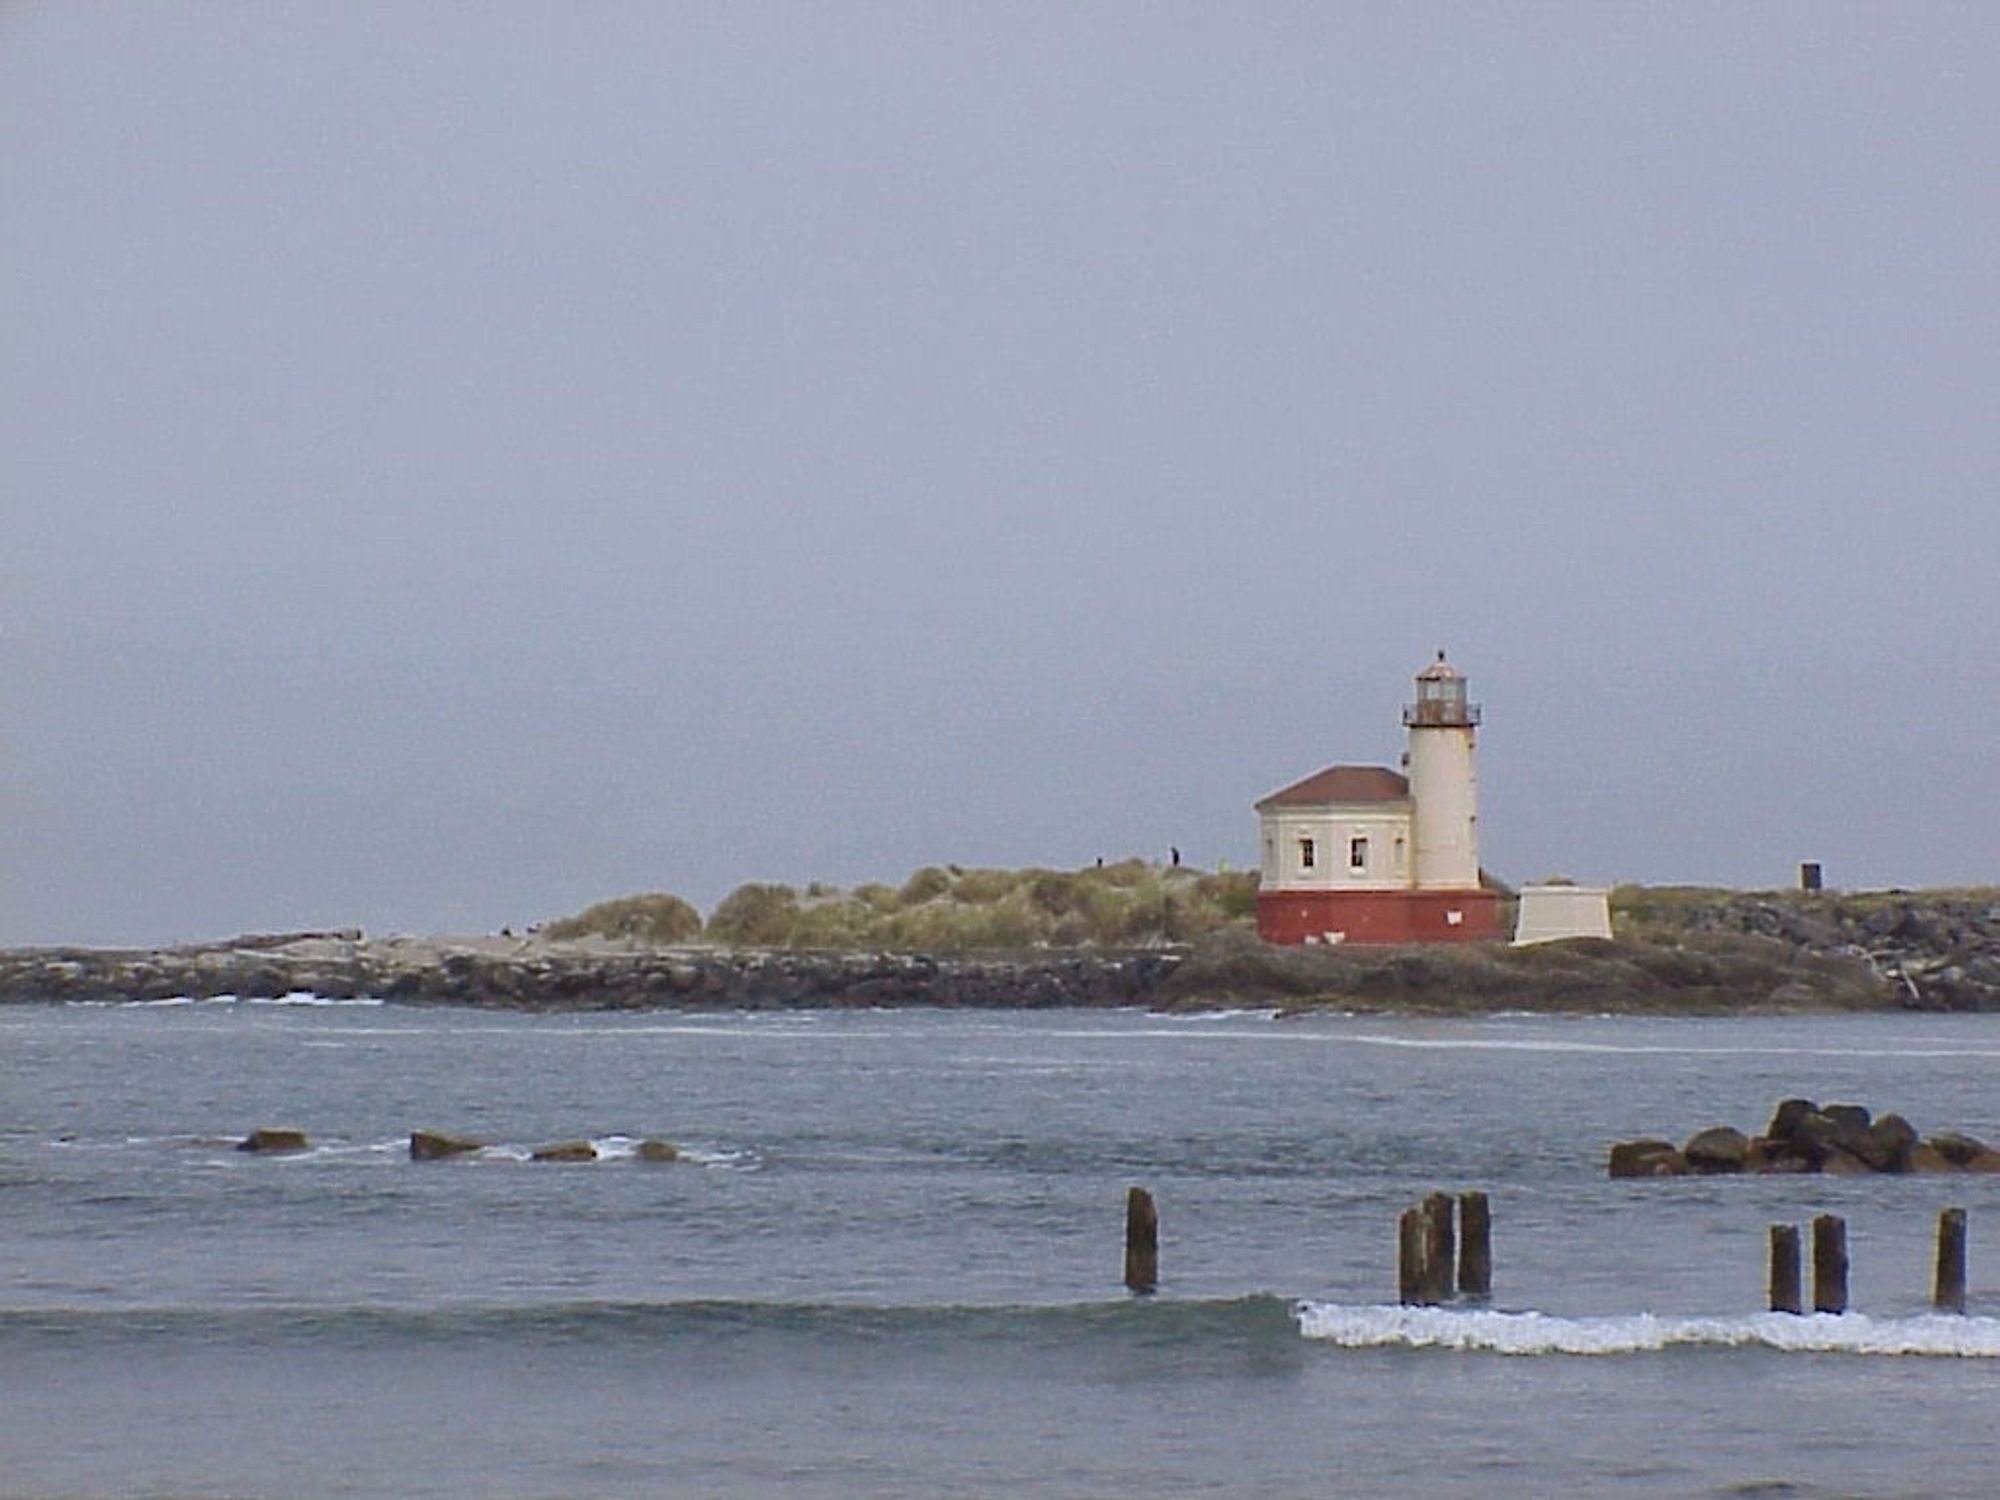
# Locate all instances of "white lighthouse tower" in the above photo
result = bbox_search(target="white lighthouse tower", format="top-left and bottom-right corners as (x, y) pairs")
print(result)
(1404, 652), (1482, 891)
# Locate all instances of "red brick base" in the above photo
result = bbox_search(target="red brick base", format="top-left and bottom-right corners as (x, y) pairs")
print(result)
(1254, 888), (1499, 945)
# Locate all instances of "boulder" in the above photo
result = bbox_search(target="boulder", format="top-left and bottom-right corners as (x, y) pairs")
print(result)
(1766, 1098), (1821, 1141)
(1926, 1131), (1990, 1166)
(1864, 1113), (1917, 1172)
(531, 1139), (598, 1162)
(1965, 1149), (2000, 1173)
(1822, 1103), (1872, 1132)
(1774, 1110), (1840, 1165)
(1683, 1125), (1750, 1173)
(1608, 1139), (1687, 1177)
(1833, 1118), (1890, 1169)
(1750, 1138), (1817, 1173)
(409, 1129), (484, 1160)
(1907, 1141), (1952, 1172)
(237, 1127), (309, 1153)
(635, 1138), (681, 1163)
(1820, 1145), (1873, 1174)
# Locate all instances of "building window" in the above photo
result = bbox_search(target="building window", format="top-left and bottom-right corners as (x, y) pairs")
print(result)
(1349, 836), (1369, 871)
(1298, 837), (1316, 871)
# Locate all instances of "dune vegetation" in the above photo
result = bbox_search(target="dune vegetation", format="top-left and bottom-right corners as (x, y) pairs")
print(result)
(541, 892), (704, 945)
(549, 861), (1259, 951)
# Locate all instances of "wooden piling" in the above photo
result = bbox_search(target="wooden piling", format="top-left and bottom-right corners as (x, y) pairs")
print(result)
(1398, 1207), (1426, 1305)
(1768, 1223), (1803, 1314)
(1811, 1213), (1848, 1314)
(1458, 1191), (1492, 1299)
(1123, 1186), (1158, 1294)
(1934, 1207), (1968, 1314)
(1420, 1191), (1456, 1304)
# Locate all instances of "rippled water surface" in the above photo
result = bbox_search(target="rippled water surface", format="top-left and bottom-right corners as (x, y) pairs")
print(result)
(4, 1001), (1998, 1498)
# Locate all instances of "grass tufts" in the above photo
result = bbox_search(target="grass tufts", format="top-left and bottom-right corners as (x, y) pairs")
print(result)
(541, 892), (702, 945)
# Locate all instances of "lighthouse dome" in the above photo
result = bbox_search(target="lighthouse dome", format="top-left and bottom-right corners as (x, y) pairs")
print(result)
(1415, 651), (1463, 681)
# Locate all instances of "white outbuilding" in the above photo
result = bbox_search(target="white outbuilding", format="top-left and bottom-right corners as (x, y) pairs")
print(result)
(1511, 882), (1613, 946)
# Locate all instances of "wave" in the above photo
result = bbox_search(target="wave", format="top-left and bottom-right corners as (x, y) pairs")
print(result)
(1293, 1302), (2000, 1357)
(43, 1133), (754, 1169)
(0, 1293), (1301, 1354)
(10, 1293), (1990, 1359)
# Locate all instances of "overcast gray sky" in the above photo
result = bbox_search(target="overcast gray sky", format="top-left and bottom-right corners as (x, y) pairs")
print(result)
(3, 3), (1994, 945)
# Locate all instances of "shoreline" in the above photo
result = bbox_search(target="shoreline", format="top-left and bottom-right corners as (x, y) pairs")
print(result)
(2, 888), (1995, 1013)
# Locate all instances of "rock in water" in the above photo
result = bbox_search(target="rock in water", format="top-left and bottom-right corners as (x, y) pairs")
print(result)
(1765, 1098), (1821, 1142)
(1616, 1101), (1992, 1177)
(1857, 1113), (1917, 1172)
(1608, 1139), (1687, 1177)
(530, 1140), (598, 1162)
(1907, 1140), (1953, 1172)
(635, 1138), (681, 1163)
(237, 1127), (309, 1153)
(1926, 1131), (1992, 1166)
(409, 1129), (484, 1160)
(1682, 1125), (1750, 1173)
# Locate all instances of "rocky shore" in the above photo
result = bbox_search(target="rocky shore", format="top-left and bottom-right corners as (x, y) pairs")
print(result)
(1, 888), (1993, 1013)
(0, 930), (1181, 1011)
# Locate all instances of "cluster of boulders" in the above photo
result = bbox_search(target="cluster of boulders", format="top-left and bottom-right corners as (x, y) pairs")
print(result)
(1609, 1099), (2000, 1177)
(238, 1127), (681, 1163)
(408, 1129), (681, 1163)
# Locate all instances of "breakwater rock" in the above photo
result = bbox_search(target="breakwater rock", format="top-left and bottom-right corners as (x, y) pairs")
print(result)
(1618, 888), (2000, 1012)
(1609, 1099), (2000, 1177)
(0, 931), (1180, 1011)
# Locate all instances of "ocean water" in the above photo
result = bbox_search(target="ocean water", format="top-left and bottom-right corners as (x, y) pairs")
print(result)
(3, 1000), (1999, 1499)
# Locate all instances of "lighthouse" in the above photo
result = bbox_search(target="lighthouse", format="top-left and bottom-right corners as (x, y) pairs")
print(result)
(1405, 652), (1481, 891)
(1253, 654), (1499, 944)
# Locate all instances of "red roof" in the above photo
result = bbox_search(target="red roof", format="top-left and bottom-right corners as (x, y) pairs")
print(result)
(1255, 764), (1410, 809)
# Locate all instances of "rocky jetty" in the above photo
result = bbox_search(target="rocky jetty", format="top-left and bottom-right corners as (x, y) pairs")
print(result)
(1609, 1099), (2000, 1177)
(0, 931), (1179, 1011)
(0, 887), (1992, 1013)
(1626, 889), (2000, 1012)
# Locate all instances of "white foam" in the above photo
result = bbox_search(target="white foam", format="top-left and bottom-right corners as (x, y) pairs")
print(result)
(1293, 1302), (2000, 1357)
(242, 992), (385, 1007)
(435, 1136), (743, 1166)
(105, 992), (384, 1008)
